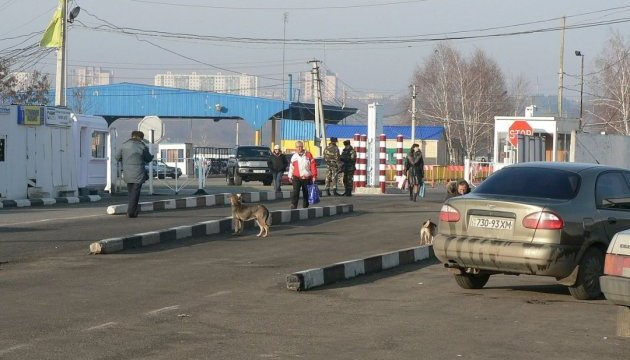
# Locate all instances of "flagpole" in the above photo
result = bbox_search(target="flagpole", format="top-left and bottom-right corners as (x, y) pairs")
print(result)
(54, 0), (67, 106)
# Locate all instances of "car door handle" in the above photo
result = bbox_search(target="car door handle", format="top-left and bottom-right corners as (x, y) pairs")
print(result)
(607, 217), (617, 224)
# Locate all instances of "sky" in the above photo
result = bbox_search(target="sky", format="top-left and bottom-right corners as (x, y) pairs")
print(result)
(1, 0), (630, 105)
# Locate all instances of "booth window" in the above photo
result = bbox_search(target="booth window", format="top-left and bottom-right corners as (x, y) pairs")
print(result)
(91, 132), (107, 159)
(162, 149), (184, 162)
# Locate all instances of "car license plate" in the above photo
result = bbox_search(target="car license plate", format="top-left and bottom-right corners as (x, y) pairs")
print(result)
(253, 169), (266, 173)
(469, 216), (514, 230)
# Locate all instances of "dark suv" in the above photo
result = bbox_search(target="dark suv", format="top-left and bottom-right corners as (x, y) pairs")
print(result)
(226, 145), (273, 186)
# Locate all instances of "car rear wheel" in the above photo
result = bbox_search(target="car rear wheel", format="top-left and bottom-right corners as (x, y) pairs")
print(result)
(262, 180), (272, 186)
(568, 247), (604, 300)
(454, 273), (490, 289)
(234, 172), (242, 186)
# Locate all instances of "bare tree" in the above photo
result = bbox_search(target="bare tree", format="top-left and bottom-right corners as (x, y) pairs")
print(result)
(590, 31), (630, 134)
(12, 70), (50, 105)
(412, 43), (508, 163)
(507, 74), (531, 116)
(0, 58), (50, 105)
(0, 59), (17, 104)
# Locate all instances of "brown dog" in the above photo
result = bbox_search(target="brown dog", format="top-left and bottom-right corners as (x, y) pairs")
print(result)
(229, 194), (270, 237)
(419, 219), (437, 245)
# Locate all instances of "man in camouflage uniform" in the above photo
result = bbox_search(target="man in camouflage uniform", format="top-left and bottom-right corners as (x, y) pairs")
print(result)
(339, 139), (357, 196)
(323, 137), (341, 196)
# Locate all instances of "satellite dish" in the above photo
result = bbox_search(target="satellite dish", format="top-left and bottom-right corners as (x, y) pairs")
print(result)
(138, 116), (164, 143)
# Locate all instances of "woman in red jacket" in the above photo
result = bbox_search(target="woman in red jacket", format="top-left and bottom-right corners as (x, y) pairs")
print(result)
(288, 141), (318, 209)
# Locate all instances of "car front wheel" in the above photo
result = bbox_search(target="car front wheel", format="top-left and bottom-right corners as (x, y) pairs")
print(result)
(454, 273), (490, 289)
(568, 247), (604, 300)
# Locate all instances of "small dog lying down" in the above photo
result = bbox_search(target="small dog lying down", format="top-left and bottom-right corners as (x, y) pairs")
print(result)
(228, 193), (270, 237)
(419, 219), (437, 245)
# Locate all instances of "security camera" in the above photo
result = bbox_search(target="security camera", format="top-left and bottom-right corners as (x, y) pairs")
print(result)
(215, 104), (222, 112)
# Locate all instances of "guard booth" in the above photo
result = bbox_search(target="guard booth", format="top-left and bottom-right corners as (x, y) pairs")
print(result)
(493, 109), (580, 167)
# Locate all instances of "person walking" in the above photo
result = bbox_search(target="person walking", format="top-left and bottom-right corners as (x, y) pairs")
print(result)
(406, 143), (424, 202)
(323, 137), (341, 196)
(288, 141), (318, 209)
(339, 140), (357, 196)
(116, 130), (154, 218)
(268, 144), (289, 192)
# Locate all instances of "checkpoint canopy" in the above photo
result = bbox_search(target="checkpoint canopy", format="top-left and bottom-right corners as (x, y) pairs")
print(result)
(56, 83), (358, 129)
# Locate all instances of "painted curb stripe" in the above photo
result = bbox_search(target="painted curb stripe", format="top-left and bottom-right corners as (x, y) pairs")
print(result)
(286, 245), (433, 291)
(90, 204), (352, 254)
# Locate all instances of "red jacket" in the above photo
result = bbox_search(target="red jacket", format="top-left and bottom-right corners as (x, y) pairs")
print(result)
(289, 151), (318, 179)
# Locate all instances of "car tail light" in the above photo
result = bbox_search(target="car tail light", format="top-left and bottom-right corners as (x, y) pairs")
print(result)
(604, 253), (630, 276)
(522, 211), (564, 230)
(439, 204), (460, 222)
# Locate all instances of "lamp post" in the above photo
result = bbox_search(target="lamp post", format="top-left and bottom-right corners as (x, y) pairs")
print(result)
(574, 50), (584, 124)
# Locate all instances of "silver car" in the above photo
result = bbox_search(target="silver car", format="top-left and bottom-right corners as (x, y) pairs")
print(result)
(434, 162), (630, 300)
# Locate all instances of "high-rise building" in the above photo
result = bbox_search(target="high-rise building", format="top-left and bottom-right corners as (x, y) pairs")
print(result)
(73, 66), (113, 87)
(303, 71), (338, 104)
(154, 72), (258, 96)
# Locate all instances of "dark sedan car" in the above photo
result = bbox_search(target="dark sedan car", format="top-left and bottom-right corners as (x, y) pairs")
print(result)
(434, 162), (630, 300)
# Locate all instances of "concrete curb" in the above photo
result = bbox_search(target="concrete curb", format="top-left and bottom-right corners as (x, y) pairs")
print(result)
(90, 203), (354, 254)
(286, 245), (435, 291)
(106, 191), (294, 215)
(0, 195), (101, 209)
(105, 189), (343, 215)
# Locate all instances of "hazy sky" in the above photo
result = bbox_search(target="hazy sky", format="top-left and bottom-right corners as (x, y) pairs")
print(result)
(2, 0), (629, 103)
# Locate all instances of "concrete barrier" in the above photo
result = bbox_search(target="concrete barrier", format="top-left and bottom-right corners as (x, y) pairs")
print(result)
(0, 195), (101, 209)
(286, 245), (434, 291)
(90, 203), (353, 254)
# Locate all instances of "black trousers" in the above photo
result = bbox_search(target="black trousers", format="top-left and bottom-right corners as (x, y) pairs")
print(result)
(291, 176), (310, 208)
(127, 182), (143, 217)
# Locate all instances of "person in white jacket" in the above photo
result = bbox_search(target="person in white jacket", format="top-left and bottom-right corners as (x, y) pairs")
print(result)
(288, 141), (318, 209)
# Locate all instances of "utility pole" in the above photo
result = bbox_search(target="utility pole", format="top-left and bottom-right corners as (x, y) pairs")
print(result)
(309, 59), (326, 155)
(557, 16), (566, 118)
(411, 84), (417, 143)
(54, 0), (68, 106)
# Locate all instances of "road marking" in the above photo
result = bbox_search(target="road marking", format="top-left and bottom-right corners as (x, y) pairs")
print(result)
(0, 214), (103, 228)
(146, 305), (180, 316)
(206, 290), (231, 298)
(85, 322), (118, 331)
(0, 344), (30, 355)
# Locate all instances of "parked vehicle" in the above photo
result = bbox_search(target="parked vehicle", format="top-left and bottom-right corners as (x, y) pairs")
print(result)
(600, 229), (630, 306)
(226, 145), (273, 186)
(281, 156), (328, 185)
(145, 160), (182, 179)
(433, 162), (630, 300)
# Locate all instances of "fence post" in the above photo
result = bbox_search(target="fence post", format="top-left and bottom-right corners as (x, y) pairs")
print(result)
(379, 134), (386, 193)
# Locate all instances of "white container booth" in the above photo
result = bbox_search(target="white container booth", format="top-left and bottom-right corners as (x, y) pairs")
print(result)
(72, 113), (110, 195)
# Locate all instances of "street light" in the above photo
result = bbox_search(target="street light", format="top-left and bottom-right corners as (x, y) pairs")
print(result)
(574, 50), (584, 124)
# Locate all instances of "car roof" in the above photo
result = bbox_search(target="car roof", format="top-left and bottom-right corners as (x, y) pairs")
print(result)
(507, 161), (626, 173)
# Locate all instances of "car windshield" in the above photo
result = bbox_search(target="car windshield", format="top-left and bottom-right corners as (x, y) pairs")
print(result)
(237, 148), (271, 157)
(474, 167), (580, 200)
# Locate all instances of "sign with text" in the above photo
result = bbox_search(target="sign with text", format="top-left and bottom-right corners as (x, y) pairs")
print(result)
(45, 107), (72, 126)
(508, 120), (533, 147)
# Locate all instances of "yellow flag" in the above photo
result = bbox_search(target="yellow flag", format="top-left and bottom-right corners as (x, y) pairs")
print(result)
(39, 0), (64, 48)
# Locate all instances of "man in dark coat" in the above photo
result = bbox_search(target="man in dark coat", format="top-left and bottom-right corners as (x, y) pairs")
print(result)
(268, 144), (289, 192)
(116, 131), (153, 218)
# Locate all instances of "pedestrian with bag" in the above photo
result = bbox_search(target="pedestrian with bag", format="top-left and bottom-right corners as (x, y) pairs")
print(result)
(288, 141), (318, 209)
(268, 144), (289, 192)
(323, 137), (341, 196)
(406, 143), (424, 202)
(116, 130), (154, 218)
(339, 140), (357, 196)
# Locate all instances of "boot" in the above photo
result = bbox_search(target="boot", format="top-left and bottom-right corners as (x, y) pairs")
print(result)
(326, 188), (331, 196)
(409, 190), (413, 201)
(345, 188), (352, 197)
(413, 192), (418, 202)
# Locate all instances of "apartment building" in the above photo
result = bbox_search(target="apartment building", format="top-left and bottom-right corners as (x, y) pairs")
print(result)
(154, 72), (258, 96)
(73, 66), (113, 87)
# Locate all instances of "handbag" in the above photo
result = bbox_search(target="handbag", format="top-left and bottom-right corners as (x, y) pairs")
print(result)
(397, 175), (408, 190)
(307, 182), (321, 204)
(419, 182), (426, 197)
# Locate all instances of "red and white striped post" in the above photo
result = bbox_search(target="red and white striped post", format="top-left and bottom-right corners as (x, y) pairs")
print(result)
(396, 134), (404, 183)
(358, 134), (367, 187)
(353, 133), (361, 190)
(379, 134), (387, 193)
